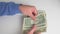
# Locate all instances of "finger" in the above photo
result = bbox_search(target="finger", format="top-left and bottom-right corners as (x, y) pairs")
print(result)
(34, 32), (41, 34)
(30, 13), (36, 20)
(31, 24), (37, 32)
(33, 7), (38, 16)
(37, 32), (41, 34)
(29, 24), (36, 34)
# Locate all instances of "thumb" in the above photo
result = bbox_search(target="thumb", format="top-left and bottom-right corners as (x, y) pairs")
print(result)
(30, 24), (36, 32)
(27, 24), (36, 34)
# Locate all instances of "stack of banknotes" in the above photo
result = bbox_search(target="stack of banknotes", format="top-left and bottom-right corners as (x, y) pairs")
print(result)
(22, 10), (47, 34)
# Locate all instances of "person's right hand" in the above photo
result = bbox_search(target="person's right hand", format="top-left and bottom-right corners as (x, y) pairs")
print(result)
(19, 5), (38, 20)
(27, 24), (41, 34)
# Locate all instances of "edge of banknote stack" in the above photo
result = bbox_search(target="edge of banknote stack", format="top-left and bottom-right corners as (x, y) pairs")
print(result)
(22, 10), (47, 34)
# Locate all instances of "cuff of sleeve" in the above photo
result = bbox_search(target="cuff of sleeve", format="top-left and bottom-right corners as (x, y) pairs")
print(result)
(14, 4), (22, 14)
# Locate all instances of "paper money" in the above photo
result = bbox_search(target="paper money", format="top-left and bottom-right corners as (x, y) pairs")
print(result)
(22, 10), (47, 34)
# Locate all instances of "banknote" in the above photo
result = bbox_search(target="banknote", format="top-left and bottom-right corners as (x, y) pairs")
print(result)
(22, 10), (47, 34)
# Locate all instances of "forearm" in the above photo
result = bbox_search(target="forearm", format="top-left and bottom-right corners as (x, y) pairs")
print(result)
(0, 2), (21, 16)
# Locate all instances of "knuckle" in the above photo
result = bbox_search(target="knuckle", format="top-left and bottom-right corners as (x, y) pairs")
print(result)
(33, 6), (36, 8)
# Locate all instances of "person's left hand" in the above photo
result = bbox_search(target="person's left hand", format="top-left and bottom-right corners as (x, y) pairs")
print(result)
(27, 24), (41, 34)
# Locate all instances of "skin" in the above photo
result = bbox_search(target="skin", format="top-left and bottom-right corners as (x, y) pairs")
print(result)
(19, 5), (38, 20)
(27, 24), (41, 34)
(19, 5), (41, 34)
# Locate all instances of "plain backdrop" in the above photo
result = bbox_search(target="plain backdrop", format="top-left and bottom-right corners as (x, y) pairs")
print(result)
(0, 0), (60, 34)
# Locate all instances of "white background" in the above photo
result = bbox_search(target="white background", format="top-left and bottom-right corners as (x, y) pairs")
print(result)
(0, 0), (60, 34)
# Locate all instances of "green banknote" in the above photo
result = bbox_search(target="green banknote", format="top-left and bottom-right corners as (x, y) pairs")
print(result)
(22, 10), (47, 34)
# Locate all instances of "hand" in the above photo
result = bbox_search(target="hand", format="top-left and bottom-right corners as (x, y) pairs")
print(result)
(19, 5), (38, 20)
(27, 24), (41, 34)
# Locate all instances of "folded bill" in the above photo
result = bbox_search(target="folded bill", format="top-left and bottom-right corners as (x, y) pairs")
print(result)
(22, 10), (47, 34)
